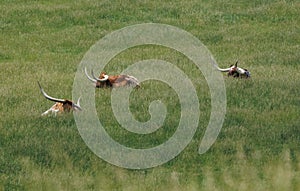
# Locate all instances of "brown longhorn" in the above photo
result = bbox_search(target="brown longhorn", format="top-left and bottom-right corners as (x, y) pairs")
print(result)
(84, 67), (140, 88)
(38, 82), (81, 116)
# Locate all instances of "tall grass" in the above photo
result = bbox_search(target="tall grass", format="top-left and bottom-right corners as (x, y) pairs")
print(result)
(1, 0), (300, 190)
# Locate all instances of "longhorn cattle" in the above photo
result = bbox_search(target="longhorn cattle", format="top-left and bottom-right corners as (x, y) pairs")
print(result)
(84, 67), (140, 88)
(213, 60), (251, 78)
(38, 82), (81, 116)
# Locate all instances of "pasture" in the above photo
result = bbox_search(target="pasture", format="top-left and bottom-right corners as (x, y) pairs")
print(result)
(1, 0), (300, 190)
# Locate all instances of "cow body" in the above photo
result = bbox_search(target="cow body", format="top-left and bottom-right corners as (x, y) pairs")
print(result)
(85, 68), (140, 88)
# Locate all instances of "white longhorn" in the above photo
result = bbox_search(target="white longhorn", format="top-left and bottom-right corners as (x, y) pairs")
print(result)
(211, 58), (251, 78)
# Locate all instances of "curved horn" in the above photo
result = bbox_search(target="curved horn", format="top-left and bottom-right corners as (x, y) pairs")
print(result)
(92, 70), (109, 82)
(215, 67), (232, 72)
(73, 97), (82, 111)
(235, 60), (238, 67)
(84, 67), (97, 83)
(38, 82), (66, 103)
(91, 69), (99, 80)
(210, 56), (232, 72)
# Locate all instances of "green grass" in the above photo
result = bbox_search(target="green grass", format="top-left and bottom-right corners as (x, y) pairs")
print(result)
(1, 0), (300, 190)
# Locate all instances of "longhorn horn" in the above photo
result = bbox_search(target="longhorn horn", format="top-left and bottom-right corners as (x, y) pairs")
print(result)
(84, 67), (97, 83)
(91, 69), (99, 80)
(73, 97), (82, 111)
(235, 60), (238, 67)
(210, 56), (232, 72)
(38, 82), (66, 103)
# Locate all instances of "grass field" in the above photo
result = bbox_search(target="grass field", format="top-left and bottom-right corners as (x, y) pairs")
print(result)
(1, 0), (300, 190)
